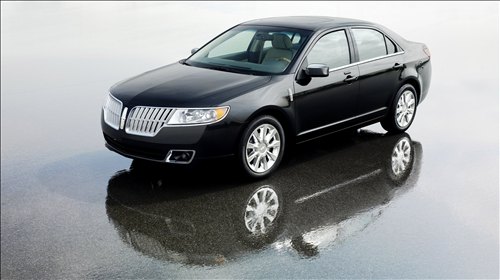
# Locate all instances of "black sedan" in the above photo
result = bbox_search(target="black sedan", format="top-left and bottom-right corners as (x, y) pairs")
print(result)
(101, 16), (431, 178)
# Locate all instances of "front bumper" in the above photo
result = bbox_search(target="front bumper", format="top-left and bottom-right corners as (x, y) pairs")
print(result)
(101, 112), (241, 163)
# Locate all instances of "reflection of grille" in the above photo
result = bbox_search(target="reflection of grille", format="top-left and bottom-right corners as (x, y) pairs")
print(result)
(103, 94), (123, 130)
(125, 106), (173, 136)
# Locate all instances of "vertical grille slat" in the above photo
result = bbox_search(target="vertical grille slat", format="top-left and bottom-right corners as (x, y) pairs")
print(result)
(146, 108), (160, 133)
(134, 107), (146, 131)
(155, 108), (168, 132)
(151, 108), (166, 134)
(142, 108), (154, 132)
(103, 94), (123, 130)
(125, 106), (172, 136)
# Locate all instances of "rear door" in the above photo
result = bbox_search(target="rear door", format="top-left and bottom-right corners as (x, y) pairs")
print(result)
(350, 28), (404, 115)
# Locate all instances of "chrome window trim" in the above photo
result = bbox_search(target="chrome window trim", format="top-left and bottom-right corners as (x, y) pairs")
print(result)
(294, 25), (406, 76)
(297, 107), (387, 136)
(349, 25), (405, 53)
(328, 51), (405, 73)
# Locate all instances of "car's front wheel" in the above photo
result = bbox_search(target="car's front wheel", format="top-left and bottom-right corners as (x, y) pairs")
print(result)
(382, 84), (418, 133)
(239, 115), (285, 179)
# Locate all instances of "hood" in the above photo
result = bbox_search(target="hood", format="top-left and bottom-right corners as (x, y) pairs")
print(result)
(110, 62), (272, 107)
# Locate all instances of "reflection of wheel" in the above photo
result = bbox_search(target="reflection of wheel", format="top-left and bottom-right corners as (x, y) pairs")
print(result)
(239, 115), (285, 178)
(244, 186), (279, 234)
(237, 185), (283, 248)
(382, 84), (417, 132)
(386, 136), (414, 183)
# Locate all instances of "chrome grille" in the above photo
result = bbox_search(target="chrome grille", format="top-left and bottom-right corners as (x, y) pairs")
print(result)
(125, 106), (173, 136)
(103, 94), (123, 130)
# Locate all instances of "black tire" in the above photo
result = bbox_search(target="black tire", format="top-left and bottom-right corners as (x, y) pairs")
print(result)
(381, 84), (418, 133)
(238, 115), (285, 179)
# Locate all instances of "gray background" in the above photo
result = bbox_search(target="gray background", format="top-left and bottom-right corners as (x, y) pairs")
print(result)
(1, 2), (499, 279)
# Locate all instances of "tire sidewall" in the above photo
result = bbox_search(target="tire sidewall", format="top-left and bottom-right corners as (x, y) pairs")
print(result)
(239, 115), (285, 179)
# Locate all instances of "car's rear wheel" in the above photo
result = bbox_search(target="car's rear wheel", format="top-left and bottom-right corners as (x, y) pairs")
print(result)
(381, 84), (417, 133)
(239, 115), (285, 179)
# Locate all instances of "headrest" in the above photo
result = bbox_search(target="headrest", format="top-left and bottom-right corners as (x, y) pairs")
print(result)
(272, 34), (292, 50)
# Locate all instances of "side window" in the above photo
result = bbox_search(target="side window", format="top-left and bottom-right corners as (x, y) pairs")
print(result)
(352, 28), (387, 61)
(385, 36), (397, 54)
(306, 30), (350, 69)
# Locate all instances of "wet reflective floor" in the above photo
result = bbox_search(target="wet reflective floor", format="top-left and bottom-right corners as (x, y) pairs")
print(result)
(1, 2), (499, 279)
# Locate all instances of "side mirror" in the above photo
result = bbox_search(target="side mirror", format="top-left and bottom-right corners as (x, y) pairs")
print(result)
(305, 64), (329, 77)
(191, 48), (199, 54)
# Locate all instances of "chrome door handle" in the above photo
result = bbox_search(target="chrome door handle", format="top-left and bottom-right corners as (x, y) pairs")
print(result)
(393, 63), (404, 70)
(344, 75), (358, 83)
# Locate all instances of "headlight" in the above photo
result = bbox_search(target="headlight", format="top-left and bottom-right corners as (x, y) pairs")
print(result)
(167, 107), (229, 125)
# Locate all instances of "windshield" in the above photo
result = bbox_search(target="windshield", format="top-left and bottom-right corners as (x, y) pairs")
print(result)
(186, 25), (312, 75)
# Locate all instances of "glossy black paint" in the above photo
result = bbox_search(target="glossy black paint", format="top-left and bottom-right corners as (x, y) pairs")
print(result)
(110, 63), (272, 108)
(103, 16), (431, 163)
(105, 132), (422, 265)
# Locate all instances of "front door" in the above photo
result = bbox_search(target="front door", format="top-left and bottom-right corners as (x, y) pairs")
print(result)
(294, 30), (359, 136)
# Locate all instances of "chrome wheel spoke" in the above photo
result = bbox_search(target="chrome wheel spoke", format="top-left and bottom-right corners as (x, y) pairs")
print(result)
(268, 140), (280, 149)
(266, 150), (277, 161)
(391, 138), (412, 176)
(244, 187), (280, 234)
(259, 127), (265, 142)
(247, 151), (258, 162)
(245, 123), (281, 173)
(246, 205), (256, 212)
(265, 128), (277, 143)
(395, 90), (415, 128)
(262, 156), (269, 170)
(251, 131), (260, 144)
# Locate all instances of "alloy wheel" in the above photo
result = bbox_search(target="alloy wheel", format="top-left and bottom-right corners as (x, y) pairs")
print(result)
(395, 90), (416, 128)
(245, 124), (281, 173)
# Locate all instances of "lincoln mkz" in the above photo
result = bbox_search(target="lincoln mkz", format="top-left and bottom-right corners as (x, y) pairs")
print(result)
(101, 16), (431, 178)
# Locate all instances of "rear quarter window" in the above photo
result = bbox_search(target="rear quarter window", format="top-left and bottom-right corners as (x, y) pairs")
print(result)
(385, 36), (397, 54)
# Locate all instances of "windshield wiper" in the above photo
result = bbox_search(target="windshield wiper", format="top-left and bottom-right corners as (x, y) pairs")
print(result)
(205, 63), (253, 74)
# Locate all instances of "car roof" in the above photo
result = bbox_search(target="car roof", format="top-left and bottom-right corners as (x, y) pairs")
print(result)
(240, 16), (373, 31)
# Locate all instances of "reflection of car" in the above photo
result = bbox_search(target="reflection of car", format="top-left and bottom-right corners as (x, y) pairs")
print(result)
(105, 131), (423, 265)
(101, 16), (432, 178)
